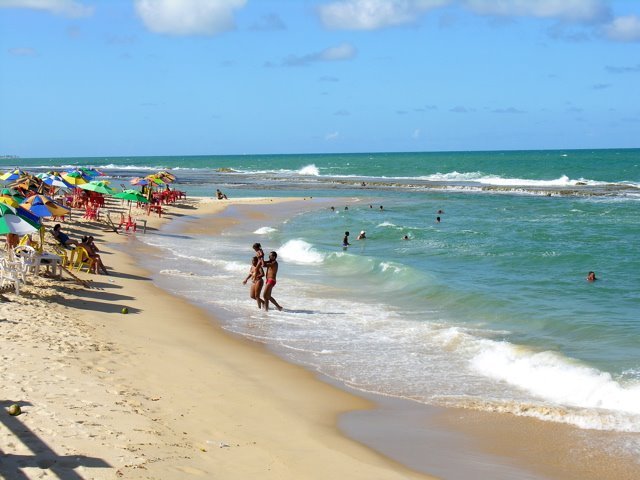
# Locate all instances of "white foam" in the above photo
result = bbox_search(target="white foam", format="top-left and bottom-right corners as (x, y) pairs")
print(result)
(471, 341), (640, 416)
(254, 226), (277, 235)
(298, 164), (320, 176)
(278, 239), (325, 265)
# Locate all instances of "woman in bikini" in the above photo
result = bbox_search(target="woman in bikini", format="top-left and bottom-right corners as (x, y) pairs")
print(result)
(243, 256), (264, 309)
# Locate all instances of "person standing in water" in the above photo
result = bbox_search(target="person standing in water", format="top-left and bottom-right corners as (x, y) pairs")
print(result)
(342, 231), (350, 247)
(262, 251), (283, 311)
(243, 256), (264, 309)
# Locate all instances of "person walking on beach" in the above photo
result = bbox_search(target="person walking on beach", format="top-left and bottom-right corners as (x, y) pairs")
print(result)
(243, 256), (264, 309)
(262, 251), (282, 311)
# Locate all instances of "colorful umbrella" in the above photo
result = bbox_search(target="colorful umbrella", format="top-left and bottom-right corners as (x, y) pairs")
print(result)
(0, 195), (20, 208)
(0, 203), (40, 235)
(78, 180), (115, 195)
(42, 174), (73, 189)
(79, 167), (103, 177)
(130, 177), (150, 186)
(61, 171), (88, 186)
(20, 194), (71, 218)
(0, 168), (27, 183)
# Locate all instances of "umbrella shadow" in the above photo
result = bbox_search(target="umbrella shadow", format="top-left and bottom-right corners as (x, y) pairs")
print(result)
(0, 400), (110, 480)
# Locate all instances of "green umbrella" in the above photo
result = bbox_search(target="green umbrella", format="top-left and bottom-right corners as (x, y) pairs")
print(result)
(78, 180), (116, 195)
(0, 203), (40, 235)
(113, 189), (149, 215)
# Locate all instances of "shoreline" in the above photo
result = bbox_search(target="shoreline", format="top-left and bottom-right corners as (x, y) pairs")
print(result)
(2, 196), (639, 479)
(1, 196), (431, 479)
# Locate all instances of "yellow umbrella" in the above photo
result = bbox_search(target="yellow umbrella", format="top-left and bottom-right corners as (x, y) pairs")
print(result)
(0, 195), (20, 208)
(61, 171), (88, 186)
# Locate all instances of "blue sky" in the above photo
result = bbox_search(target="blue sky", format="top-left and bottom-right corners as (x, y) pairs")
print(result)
(1, 0), (639, 157)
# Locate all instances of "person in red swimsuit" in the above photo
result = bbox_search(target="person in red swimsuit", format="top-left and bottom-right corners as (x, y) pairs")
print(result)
(262, 251), (282, 311)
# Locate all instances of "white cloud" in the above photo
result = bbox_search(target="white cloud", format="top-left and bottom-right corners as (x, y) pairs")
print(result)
(462, 0), (610, 23)
(134, 0), (247, 36)
(0, 0), (93, 17)
(603, 15), (640, 42)
(320, 43), (357, 61)
(318, 0), (451, 30)
(280, 43), (357, 67)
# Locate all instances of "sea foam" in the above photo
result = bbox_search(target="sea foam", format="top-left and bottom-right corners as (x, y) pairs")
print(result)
(298, 164), (320, 176)
(279, 239), (325, 264)
(471, 341), (640, 417)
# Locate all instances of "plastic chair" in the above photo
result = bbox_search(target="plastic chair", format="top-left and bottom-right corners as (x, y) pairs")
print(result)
(70, 246), (95, 273)
(52, 245), (71, 268)
(13, 245), (40, 279)
(0, 258), (23, 294)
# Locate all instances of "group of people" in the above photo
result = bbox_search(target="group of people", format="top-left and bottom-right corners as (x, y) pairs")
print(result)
(242, 242), (282, 311)
(52, 223), (108, 275)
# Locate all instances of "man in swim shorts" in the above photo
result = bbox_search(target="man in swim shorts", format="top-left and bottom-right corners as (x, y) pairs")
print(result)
(262, 251), (282, 312)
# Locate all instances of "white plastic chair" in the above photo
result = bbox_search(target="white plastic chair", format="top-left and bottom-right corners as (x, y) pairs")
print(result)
(13, 245), (40, 279)
(0, 258), (23, 294)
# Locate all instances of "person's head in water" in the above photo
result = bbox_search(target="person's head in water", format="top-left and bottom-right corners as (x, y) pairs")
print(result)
(587, 271), (596, 282)
(436, 216), (441, 223)
(403, 235), (409, 240)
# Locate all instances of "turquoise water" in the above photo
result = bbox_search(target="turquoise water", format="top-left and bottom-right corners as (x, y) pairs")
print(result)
(6, 149), (640, 434)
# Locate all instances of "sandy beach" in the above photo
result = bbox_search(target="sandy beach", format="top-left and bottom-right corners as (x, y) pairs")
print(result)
(0, 197), (430, 480)
(2, 196), (639, 480)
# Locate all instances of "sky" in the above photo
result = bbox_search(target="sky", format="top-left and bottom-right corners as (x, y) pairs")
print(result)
(0, 0), (639, 158)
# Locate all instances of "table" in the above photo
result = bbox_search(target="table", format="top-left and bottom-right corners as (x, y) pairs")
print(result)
(38, 252), (63, 277)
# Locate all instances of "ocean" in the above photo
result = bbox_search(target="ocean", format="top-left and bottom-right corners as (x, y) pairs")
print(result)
(5, 149), (640, 445)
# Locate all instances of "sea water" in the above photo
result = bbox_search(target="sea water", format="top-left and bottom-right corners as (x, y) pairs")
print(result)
(6, 149), (640, 439)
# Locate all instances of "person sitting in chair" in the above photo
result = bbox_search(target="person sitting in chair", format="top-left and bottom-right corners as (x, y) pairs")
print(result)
(52, 224), (79, 248)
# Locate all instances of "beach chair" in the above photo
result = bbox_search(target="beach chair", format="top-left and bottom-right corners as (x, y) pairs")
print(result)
(70, 245), (95, 274)
(13, 245), (40, 279)
(0, 258), (23, 294)
(51, 244), (71, 268)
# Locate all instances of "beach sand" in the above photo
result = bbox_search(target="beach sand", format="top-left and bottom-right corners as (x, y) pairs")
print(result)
(0, 197), (430, 479)
(2, 196), (639, 479)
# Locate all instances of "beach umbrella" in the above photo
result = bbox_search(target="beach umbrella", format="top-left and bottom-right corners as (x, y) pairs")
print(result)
(145, 175), (165, 186)
(113, 189), (149, 203)
(79, 166), (104, 177)
(0, 203), (40, 235)
(156, 171), (176, 183)
(113, 189), (149, 215)
(61, 170), (88, 186)
(78, 180), (115, 195)
(130, 177), (149, 186)
(0, 168), (26, 183)
(0, 188), (24, 204)
(42, 174), (73, 189)
(0, 195), (20, 208)
(20, 194), (71, 218)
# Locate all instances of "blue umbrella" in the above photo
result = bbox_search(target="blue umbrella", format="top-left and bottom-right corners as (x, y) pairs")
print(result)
(20, 194), (70, 219)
